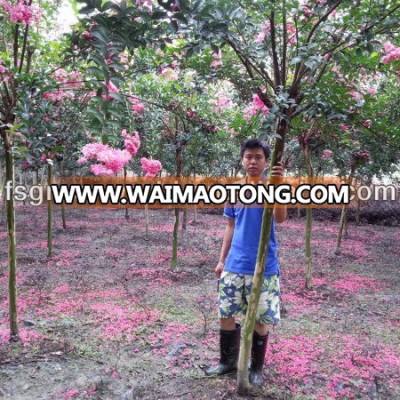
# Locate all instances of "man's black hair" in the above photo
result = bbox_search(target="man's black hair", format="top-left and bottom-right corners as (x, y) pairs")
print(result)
(240, 138), (270, 160)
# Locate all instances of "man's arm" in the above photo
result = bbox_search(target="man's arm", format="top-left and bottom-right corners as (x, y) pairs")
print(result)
(215, 218), (235, 278)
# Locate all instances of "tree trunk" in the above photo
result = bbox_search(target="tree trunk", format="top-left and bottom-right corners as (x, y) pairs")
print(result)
(355, 196), (361, 225)
(144, 205), (149, 238)
(304, 146), (313, 290)
(124, 167), (129, 220)
(335, 170), (354, 254)
(305, 207), (313, 289)
(60, 163), (67, 229)
(47, 164), (53, 256)
(171, 207), (179, 269)
(171, 145), (183, 270)
(237, 119), (287, 395)
(182, 208), (187, 230)
(3, 132), (19, 341)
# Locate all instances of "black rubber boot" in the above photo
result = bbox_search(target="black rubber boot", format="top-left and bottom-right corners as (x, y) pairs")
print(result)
(205, 324), (241, 376)
(249, 331), (269, 386)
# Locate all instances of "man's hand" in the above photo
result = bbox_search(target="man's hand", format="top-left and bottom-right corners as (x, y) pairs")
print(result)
(215, 261), (224, 278)
(271, 162), (284, 177)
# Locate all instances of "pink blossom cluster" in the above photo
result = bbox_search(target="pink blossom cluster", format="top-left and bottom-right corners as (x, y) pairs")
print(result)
(348, 89), (363, 101)
(381, 41), (400, 65)
(255, 21), (271, 43)
(43, 90), (74, 102)
(0, 0), (43, 25)
(0, 58), (10, 83)
(121, 129), (140, 156)
(140, 157), (162, 178)
(209, 95), (232, 113)
(40, 152), (54, 164)
(286, 24), (296, 45)
(210, 50), (223, 68)
(54, 69), (83, 89)
(160, 66), (179, 80)
(78, 142), (132, 176)
(186, 109), (196, 119)
(243, 93), (269, 120)
(101, 81), (119, 101)
(321, 149), (333, 160)
(0, 57), (8, 75)
(303, 3), (313, 18)
(362, 119), (372, 128)
(42, 69), (83, 102)
(130, 96), (145, 114)
(352, 150), (370, 162)
(136, 0), (152, 11)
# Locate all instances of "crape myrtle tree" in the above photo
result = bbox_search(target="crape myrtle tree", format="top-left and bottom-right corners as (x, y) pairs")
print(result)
(285, 53), (400, 287)
(0, 0), (63, 341)
(119, 45), (264, 267)
(167, 0), (400, 393)
(69, 0), (400, 392)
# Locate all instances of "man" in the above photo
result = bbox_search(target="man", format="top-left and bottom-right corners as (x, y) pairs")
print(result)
(206, 138), (286, 386)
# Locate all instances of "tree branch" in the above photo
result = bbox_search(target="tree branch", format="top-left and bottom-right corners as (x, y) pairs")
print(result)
(281, 0), (287, 87)
(19, 24), (30, 73)
(360, 3), (400, 35)
(270, 11), (281, 87)
(13, 25), (19, 68)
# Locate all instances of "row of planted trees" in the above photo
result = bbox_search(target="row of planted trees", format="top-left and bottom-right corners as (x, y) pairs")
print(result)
(2, 0), (400, 394)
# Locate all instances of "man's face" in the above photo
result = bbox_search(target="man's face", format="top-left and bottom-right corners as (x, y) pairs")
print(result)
(241, 148), (269, 178)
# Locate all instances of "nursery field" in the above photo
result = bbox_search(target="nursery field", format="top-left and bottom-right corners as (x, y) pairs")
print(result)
(0, 205), (399, 400)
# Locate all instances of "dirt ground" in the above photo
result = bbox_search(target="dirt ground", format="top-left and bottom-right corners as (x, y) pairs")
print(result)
(0, 205), (399, 400)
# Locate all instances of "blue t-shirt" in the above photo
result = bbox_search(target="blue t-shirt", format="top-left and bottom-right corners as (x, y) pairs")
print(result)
(223, 205), (279, 276)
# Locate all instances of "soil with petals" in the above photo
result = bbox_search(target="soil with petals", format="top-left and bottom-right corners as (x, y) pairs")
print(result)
(0, 205), (399, 400)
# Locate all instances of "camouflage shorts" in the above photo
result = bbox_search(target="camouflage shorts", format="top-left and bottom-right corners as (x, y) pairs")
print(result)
(218, 270), (280, 325)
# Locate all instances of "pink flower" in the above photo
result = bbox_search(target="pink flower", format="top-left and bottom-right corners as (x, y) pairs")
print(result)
(1, 0), (43, 25)
(186, 110), (196, 119)
(101, 81), (119, 101)
(381, 41), (400, 64)
(340, 123), (350, 131)
(122, 130), (141, 156)
(244, 93), (270, 119)
(321, 149), (333, 160)
(348, 90), (363, 101)
(80, 143), (109, 162)
(130, 96), (145, 114)
(0, 61), (7, 74)
(22, 161), (31, 169)
(362, 119), (372, 128)
(82, 31), (92, 39)
(140, 157), (162, 178)
(303, 5), (313, 17)
(42, 90), (73, 103)
(286, 24), (296, 44)
(210, 50), (223, 68)
(255, 21), (271, 43)
(160, 67), (179, 80)
(40, 154), (47, 164)
(209, 96), (232, 113)
(136, 0), (152, 11)
(96, 148), (132, 173)
(90, 164), (115, 176)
